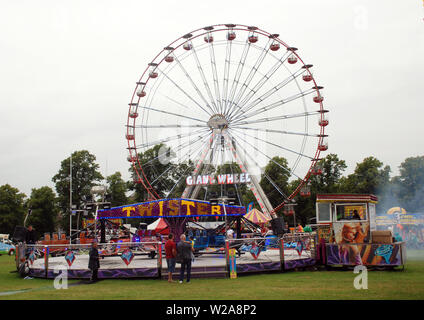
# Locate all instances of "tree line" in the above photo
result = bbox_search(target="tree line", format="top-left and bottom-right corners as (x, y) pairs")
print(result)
(1, 148), (423, 235)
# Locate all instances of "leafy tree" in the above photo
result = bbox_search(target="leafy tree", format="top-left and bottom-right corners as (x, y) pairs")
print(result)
(392, 156), (424, 211)
(128, 144), (178, 202)
(286, 154), (347, 225)
(169, 160), (195, 199)
(286, 179), (314, 226)
(339, 156), (390, 194)
(106, 172), (128, 207)
(52, 150), (103, 229)
(309, 153), (347, 193)
(260, 156), (290, 208)
(27, 186), (58, 235)
(0, 184), (26, 234)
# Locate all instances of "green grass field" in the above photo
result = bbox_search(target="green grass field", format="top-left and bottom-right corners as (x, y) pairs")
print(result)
(1, 252), (423, 300)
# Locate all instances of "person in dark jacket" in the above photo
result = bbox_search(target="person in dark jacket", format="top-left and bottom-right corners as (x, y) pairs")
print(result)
(177, 234), (194, 283)
(25, 225), (37, 244)
(88, 242), (100, 282)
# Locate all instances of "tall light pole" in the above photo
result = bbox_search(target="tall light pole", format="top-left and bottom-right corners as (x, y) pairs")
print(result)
(69, 154), (72, 244)
(90, 186), (107, 241)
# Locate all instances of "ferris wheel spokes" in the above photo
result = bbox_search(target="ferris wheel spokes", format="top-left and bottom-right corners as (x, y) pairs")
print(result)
(206, 37), (223, 114)
(231, 87), (317, 124)
(161, 93), (194, 110)
(227, 49), (292, 120)
(150, 132), (211, 187)
(187, 134), (223, 199)
(189, 43), (221, 114)
(222, 131), (276, 218)
(229, 66), (307, 122)
(136, 127), (208, 149)
(173, 53), (220, 115)
(140, 105), (207, 124)
(157, 65), (215, 116)
(135, 129), (210, 172)
(230, 128), (315, 161)
(228, 130), (303, 181)
(228, 126), (325, 138)
(230, 108), (323, 127)
(225, 37), (272, 119)
(227, 135), (291, 202)
(166, 137), (213, 198)
(221, 33), (234, 115)
(224, 38), (252, 117)
(181, 132), (217, 198)
(134, 124), (208, 129)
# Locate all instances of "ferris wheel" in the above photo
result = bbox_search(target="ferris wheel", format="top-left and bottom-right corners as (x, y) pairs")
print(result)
(126, 23), (329, 218)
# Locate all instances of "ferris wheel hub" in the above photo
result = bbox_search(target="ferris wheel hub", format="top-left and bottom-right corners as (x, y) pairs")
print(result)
(207, 114), (228, 130)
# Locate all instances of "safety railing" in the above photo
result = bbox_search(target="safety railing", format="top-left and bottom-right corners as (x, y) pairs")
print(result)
(282, 232), (317, 261)
(226, 233), (316, 259)
(17, 241), (163, 278)
(224, 236), (284, 275)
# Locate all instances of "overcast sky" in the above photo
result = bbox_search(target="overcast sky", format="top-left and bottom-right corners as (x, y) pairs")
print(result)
(0, 0), (423, 197)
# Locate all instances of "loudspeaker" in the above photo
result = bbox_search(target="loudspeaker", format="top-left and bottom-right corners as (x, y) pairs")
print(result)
(270, 217), (285, 235)
(12, 226), (27, 242)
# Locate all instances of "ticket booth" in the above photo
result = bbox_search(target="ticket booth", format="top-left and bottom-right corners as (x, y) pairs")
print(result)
(315, 194), (406, 268)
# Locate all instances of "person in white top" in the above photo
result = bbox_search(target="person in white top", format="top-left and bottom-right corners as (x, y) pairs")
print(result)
(226, 228), (234, 239)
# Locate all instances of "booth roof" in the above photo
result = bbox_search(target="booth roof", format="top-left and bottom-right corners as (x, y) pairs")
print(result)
(316, 194), (378, 203)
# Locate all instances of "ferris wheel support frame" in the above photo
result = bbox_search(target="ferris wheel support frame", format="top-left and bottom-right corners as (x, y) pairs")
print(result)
(222, 131), (276, 219)
(181, 132), (216, 199)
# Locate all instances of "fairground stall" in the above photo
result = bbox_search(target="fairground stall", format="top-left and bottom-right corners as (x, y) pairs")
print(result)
(315, 194), (406, 269)
(376, 209), (424, 249)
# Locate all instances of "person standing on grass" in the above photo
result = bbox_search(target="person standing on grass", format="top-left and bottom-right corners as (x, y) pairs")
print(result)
(88, 241), (100, 283)
(165, 233), (177, 283)
(177, 234), (194, 284)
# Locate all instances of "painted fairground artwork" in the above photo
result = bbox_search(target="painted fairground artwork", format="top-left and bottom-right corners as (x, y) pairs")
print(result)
(326, 243), (404, 266)
(333, 222), (370, 244)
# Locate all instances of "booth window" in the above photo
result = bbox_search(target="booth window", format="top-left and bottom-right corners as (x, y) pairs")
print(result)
(335, 204), (367, 221)
(317, 203), (331, 222)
